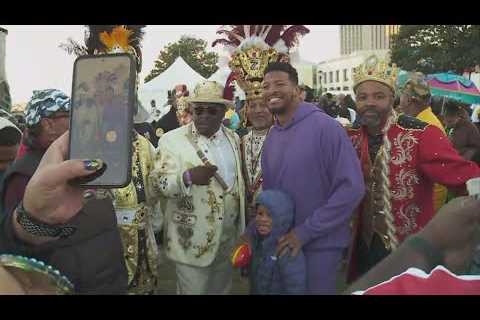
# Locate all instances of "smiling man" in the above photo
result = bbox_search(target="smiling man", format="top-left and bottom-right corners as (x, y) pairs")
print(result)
(259, 62), (365, 294)
(346, 55), (480, 283)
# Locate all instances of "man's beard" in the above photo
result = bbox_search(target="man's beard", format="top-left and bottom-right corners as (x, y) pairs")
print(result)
(269, 105), (288, 115)
(359, 109), (383, 128)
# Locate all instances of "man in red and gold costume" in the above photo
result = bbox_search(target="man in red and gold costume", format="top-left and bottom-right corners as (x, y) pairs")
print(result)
(347, 55), (480, 282)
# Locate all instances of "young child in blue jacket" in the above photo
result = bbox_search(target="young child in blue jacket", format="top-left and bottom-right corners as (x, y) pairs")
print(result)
(244, 189), (307, 295)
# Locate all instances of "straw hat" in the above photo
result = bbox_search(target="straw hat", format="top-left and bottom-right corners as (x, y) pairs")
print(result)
(187, 81), (233, 107)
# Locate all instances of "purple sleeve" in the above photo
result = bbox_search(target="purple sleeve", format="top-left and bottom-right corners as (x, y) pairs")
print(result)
(294, 121), (365, 245)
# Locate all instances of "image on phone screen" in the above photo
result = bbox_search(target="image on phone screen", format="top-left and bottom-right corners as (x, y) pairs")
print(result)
(69, 54), (134, 187)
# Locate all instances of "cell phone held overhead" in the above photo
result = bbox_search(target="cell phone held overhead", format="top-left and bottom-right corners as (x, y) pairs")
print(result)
(68, 53), (136, 188)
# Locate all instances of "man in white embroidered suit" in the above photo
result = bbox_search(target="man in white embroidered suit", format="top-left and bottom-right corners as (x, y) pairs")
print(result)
(150, 81), (246, 295)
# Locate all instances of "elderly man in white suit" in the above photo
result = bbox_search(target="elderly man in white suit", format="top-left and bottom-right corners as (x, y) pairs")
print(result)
(150, 81), (246, 295)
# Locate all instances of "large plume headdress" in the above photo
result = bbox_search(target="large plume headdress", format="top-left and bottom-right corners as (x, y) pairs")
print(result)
(60, 25), (146, 73)
(212, 25), (309, 101)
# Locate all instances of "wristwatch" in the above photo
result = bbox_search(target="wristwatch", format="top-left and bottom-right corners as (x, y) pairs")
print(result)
(16, 201), (76, 239)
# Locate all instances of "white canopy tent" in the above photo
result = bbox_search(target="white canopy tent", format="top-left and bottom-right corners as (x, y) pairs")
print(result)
(208, 66), (230, 85)
(208, 67), (247, 100)
(138, 57), (206, 118)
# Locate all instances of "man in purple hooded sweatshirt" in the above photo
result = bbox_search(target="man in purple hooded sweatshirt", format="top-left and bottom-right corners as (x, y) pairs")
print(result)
(259, 62), (365, 294)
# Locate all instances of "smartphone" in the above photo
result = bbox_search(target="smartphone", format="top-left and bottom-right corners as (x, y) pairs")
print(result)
(68, 53), (136, 188)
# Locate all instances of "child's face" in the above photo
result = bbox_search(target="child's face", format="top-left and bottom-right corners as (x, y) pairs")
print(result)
(255, 205), (272, 236)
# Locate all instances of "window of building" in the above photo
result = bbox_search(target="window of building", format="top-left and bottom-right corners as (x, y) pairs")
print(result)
(359, 26), (363, 50)
(324, 72), (327, 84)
(337, 87), (341, 91)
(336, 70), (340, 82)
(329, 71), (333, 83)
(343, 69), (348, 81)
(343, 86), (349, 91)
(370, 27), (374, 50)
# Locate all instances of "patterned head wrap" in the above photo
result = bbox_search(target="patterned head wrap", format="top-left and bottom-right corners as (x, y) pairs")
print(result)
(398, 72), (431, 100)
(25, 89), (70, 127)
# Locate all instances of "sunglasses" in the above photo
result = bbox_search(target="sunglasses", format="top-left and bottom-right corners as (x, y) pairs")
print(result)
(49, 112), (70, 119)
(193, 107), (222, 116)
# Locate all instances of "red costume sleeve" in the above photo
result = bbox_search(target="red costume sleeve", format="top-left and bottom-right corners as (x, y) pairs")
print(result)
(358, 266), (480, 295)
(418, 126), (480, 187)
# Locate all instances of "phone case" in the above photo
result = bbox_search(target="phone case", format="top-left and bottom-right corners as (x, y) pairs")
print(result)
(68, 53), (136, 188)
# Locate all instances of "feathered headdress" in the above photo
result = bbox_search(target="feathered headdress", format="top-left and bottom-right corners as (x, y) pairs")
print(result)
(60, 25), (146, 72)
(213, 25), (309, 101)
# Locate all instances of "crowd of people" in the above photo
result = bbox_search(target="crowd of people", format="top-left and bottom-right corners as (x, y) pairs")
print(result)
(1, 24), (480, 295)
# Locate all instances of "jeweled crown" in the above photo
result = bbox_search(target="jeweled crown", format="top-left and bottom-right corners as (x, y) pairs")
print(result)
(229, 47), (288, 101)
(353, 55), (399, 93)
(213, 25), (310, 102)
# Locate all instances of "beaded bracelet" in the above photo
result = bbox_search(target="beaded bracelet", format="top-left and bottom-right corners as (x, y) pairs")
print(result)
(183, 170), (193, 187)
(0, 254), (74, 294)
(405, 236), (445, 270)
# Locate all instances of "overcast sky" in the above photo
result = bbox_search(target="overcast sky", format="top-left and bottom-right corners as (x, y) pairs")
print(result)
(2, 25), (339, 103)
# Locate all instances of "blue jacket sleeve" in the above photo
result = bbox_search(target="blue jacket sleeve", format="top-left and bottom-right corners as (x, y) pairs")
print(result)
(279, 253), (307, 295)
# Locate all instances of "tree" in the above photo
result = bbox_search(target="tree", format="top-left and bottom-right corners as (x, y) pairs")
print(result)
(144, 36), (218, 83)
(390, 25), (480, 74)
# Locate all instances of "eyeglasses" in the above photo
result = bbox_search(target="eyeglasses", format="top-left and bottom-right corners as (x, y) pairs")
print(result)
(193, 107), (221, 116)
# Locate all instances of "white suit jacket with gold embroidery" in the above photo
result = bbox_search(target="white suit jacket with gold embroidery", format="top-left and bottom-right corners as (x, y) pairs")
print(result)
(150, 122), (246, 267)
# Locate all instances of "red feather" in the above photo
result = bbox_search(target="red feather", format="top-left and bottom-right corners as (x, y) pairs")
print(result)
(213, 26), (245, 48)
(264, 25), (286, 46)
(281, 25), (310, 48)
(223, 71), (236, 100)
(213, 24), (309, 50)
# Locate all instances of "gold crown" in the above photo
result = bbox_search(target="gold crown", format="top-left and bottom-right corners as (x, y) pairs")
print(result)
(229, 47), (289, 101)
(353, 55), (399, 93)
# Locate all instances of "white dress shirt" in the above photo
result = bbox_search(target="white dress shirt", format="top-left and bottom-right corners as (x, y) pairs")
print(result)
(195, 125), (237, 190)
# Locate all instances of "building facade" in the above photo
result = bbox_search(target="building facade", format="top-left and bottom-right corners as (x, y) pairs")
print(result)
(340, 25), (400, 56)
(318, 25), (400, 96)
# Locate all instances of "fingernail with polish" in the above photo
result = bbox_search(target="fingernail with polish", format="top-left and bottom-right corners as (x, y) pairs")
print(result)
(84, 159), (103, 171)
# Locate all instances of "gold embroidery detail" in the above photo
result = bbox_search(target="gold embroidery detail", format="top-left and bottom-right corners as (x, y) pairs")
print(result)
(391, 168), (420, 201)
(194, 229), (216, 258)
(177, 195), (194, 212)
(391, 132), (418, 166)
(397, 203), (421, 236)
(177, 225), (194, 250)
(202, 189), (220, 225)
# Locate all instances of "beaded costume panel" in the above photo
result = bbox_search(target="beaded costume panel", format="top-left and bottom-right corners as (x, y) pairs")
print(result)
(112, 134), (159, 294)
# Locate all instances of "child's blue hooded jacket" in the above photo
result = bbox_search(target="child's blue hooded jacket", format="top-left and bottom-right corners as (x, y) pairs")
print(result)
(249, 190), (307, 295)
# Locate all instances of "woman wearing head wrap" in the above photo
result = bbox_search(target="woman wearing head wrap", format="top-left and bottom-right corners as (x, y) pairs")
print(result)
(0, 90), (128, 294)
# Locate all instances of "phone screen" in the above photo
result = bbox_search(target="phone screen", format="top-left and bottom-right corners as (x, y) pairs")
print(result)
(69, 54), (135, 188)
